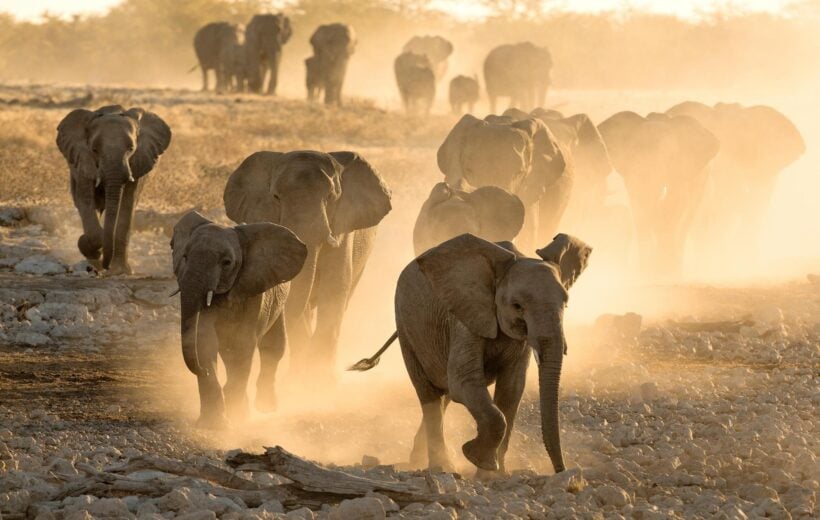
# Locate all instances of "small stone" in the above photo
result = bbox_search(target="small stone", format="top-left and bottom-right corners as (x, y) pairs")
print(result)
(14, 255), (66, 275)
(361, 454), (380, 468)
(595, 484), (631, 507)
(286, 507), (315, 519)
(14, 331), (50, 346)
(329, 497), (386, 520)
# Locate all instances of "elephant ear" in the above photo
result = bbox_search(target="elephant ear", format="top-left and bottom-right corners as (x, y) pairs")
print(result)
(125, 108), (172, 180)
(233, 223), (307, 297)
(513, 118), (568, 206)
(224, 152), (285, 224)
(566, 114), (600, 145)
(670, 115), (720, 172)
(278, 15), (292, 44)
(744, 105), (805, 171)
(56, 109), (96, 181)
(469, 186), (525, 243)
(329, 151), (392, 234)
(417, 233), (516, 339)
(171, 211), (211, 277)
(536, 233), (592, 290)
(437, 114), (483, 185)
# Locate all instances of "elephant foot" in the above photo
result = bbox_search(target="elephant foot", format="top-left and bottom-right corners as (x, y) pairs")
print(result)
(462, 438), (499, 471)
(474, 467), (507, 481)
(195, 413), (230, 430)
(255, 391), (278, 413)
(428, 454), (456, 474)
(105, 261), (132, 276)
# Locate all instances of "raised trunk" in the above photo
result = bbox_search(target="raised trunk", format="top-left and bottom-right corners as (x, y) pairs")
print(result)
(101, 179), (124, 269)
(537, 334), (566, 473)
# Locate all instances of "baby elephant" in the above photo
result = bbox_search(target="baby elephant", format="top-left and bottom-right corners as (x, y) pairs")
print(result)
(171, 211), (307, 428)
(449, 75), (479, 114)
(413, 182), (524, 255)
(354, 233), (591, 474)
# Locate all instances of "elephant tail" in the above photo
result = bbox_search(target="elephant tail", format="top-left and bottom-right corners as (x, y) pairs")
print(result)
(347, 330), (398, 372)
(187, 63), (199, 73)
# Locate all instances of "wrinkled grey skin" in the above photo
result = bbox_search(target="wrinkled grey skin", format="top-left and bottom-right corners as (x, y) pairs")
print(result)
(224, 150), (392, 379)
(305, 56), (322, 102)
(437, 114), (571, 252)
(245, 13), (292, 95)
(172, 211), (306, 428)
(505, 107), (614, 234)
(308, 23), (356, 106)
(484, 42), (552, 114)
(666, 101), (805, 262)
(402, 35), (453, 82)
(413, 182), (524, 256)
(449, 75), (479, 114)
(395, 233), (590, 473)
(56, 105), (172, 274)
(394, 52), (436, 116)
(598, 111), (720, 277)
(193, 22), (243, 93)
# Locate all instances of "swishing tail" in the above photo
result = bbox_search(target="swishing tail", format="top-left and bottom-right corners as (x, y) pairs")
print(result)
(187, 63), (199, 73)
(347, 331), (399, 372)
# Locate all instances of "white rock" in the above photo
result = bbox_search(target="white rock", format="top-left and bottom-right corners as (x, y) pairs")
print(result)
(286, 507), (315, 519)
(595, 484), (631, 507)
(33, 303), (91, 323)
(15, 255), (66, 275)
(329, 497), (386, 520)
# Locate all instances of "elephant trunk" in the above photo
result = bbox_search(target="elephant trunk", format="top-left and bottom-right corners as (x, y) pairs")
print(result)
(179, 267), (214, 376)
(101, 164), (127, 269)
(535, 330), (566, 473)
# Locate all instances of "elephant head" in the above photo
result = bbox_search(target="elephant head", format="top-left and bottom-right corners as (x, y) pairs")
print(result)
(245, 13), (292, 92)
(413, 182), (525, 255)
(171, 211), (306, 376)
(402, 35), (453, 80)
(56, 105), (171, 268)
(437, 114), (567, 207)
(224, 150), (391, 248)
(416, 232), (591, 473)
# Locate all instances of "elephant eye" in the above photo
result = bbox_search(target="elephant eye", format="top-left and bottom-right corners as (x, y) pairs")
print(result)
(512, 302), (523, 312)
(221, 258), (232, 267)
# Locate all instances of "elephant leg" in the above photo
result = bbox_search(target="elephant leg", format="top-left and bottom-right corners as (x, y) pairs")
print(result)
(266, 55), (280, 95)
(71, 175), (103, 263)
(421, 397), (454, 471)
(256, 315), (286, 413)
(201, 67), (209, 91)
(492, 355), (528, 473)
(220, 331), (255, 423)
(488, 94), (496, 114)
(195, 315), (227, 429)
(108, 180), (140, 275)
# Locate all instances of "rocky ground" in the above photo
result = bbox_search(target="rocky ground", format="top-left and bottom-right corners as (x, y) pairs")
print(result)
(0, 209), (818, 520)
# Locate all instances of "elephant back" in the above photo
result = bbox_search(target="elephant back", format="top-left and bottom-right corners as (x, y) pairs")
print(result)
(194, 22), (240, 69)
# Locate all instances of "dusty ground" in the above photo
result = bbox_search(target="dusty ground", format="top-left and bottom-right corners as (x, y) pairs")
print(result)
(0, 85), (818, 519)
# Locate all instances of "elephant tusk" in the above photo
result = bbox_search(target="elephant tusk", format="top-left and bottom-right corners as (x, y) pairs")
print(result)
(326, 235), (340, 248)
(168, 287), (180, 297)
(206, 291), (214, 307)
(95, 175), (102, 188)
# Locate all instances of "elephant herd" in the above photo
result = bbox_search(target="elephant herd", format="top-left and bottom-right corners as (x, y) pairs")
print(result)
(194, 14), (355, 104)
(54, 90), (803, 475)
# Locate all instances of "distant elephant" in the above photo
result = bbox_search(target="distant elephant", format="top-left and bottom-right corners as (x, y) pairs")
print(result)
(171, 211), (307, 428)
(305, 56), (322, 102)
(224, 150), (392, 379)
(394, 51), (435, 115)
(505, 108), (614, 234)
(449, 75), (479, 114)
(413, 183), (524, 255)
(308, 23), (356, 106)
(56, 105), (172, 274)
(354, 233), (591, 473)
(402, 35), (453, 82)
(598, 111), (720, 277)
(224, 41), (249, 92)
(193, 22), (243, 93)
(484, 42), (552, 113)
(666, 101), (805, 263)
(438, 114), (570, 252)
(245, 13), (292, 95)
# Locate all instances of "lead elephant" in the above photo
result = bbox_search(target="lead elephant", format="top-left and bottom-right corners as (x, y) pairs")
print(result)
(666, 101), (805, 265)
(171, 211), (306, 428)
(56, 105), (172, 274)
(598, 111), (719, 278)
(484, 42), (552, 114)
(354, 233), (591, 473)
(193, 22), (244, 93)
(224, 150), (392, 379)
(394, 51), (435, 115)
(402, 35), (453, 82)
(245, 13), (292, 95)
(308, 23), (356, 105)
(437, 114), (570, 252)
(413, 183), (524, 255)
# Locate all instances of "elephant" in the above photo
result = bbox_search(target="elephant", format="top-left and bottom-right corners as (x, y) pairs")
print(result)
(193, 22), (243, 93)
(244, 13), (292, 95)
(171, 211), (307, 428)
(308, 23), (356, 106)
(402, 35), (453, 82)
(305, 56), (322, 102)
(484, 42), (552, 114)
(666, 101), (805, 264)
(449, 75), (479, 114)
(223, 150), (392, 380)
(598, 111), (720, 277)
(352, 233), (591, 473)
(413, 183), (524, 256)
(56, 105), (172, 274)
(224, 41), (249, 92)
(394, 51), (435, 116)
(437, 114), (571, 252)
